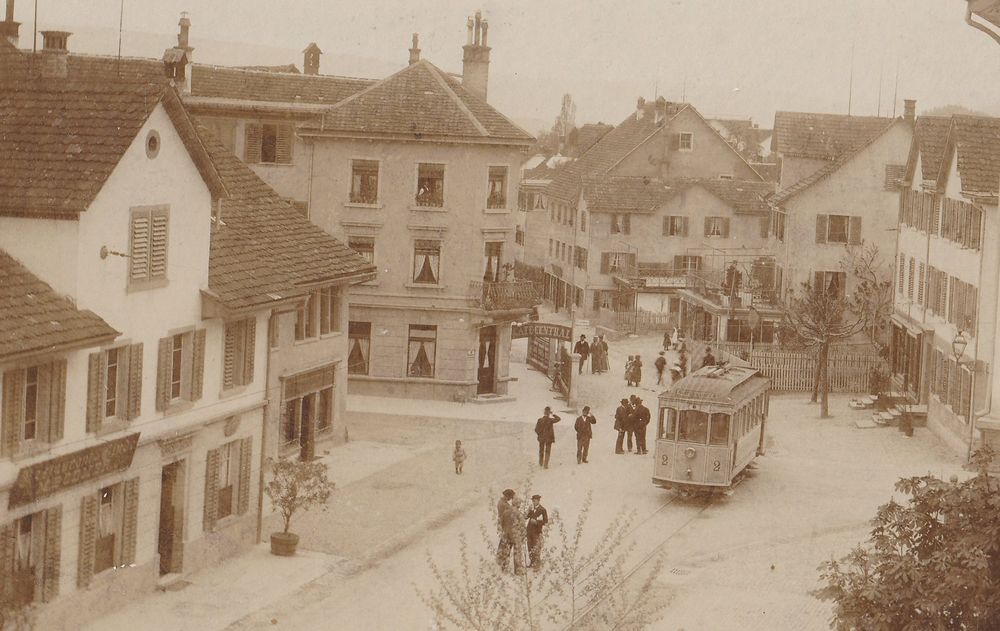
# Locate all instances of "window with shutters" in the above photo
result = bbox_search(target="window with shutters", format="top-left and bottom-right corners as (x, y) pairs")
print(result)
(87, 345), (142, 431)
(828, 215), (850, 243)
(12, 512), (40, 602)
(245, 122), (293, 165)
(295, 295), (315, 342)
(610, 214), (631, 235)
(907, 259), (915, 299)
(884, 164), (905, 191)
(663, 216), (687, 237)
(349, 159), (380, 204)
(898, 253), (905, 295)
(347, 236), (375, 266)
(217, 441), (238, 519)
(203, 438), (251, 532)
(223, 319), (256, 390)
(407, 325), (437, 378)
(128, 205), (169, 290)
(93, 484), (124, 574)
(7, 506), (61, 604)
(2, 360), (67, 455)
(348, 321), (371, 375)
(415, 163), (445, 207)
(704, 216), (728, 238)
(155, 330), (205, 409)
(771, 210), (785, 242)
(412, 240), (441, 285)
(487, 166), (508, 209)
(917, 263), (925, 305)
(816, 214), (861, 245)
(678, 132), (694, 151)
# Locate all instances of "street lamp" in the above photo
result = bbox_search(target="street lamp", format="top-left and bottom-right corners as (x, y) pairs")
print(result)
(952, 330), (969, 362)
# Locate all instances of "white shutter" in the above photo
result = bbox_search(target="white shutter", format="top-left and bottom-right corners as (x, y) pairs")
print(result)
(150, 208), (169, 279)
(129, 212), (150, 281)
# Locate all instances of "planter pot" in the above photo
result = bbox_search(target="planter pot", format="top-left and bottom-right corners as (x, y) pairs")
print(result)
(270, 532), (299, 556)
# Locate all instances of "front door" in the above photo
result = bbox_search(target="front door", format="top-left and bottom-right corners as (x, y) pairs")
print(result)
(299, 392), (316, 461)
(158, 460), (185, 575)
(477, 326), (497, 395)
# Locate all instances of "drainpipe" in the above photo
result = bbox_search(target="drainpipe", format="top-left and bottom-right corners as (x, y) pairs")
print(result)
(255, 309), (275, 544)
(969, 202), (993, 461)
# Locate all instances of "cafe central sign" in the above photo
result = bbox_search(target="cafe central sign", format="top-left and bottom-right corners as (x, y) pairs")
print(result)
(8, 433), (140, 509)
(511, 322), (573, 342)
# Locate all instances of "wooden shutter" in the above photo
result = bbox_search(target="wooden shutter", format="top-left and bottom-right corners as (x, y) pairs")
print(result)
(203, 448), (221, 532)
(127, 343), (143, 420)
(673, 133), (682, 150)
(243, 319), (256, 385)
(49, 359), (67, 442)
(223, 324), (236, 389)
(917, 264), (925, 305)
(966, 284), (977, 330)
(759, 216), (769, 238)
(623, 214), (631, 235)
(237, 436), (252, 515)
(2, 369), (23, 456)
(971, 208), (982, 249)
(703, 217), (711, 237)
(77, 494), (98, 588)
(149, 208), (169, 280)
(662, 217), (669, 236)
(156, 337), (171, 411)
(121, 478), (139, 566)
(191, 329), (206, 401)
(813, 272), (823, 292)
(815, 214), (828, 243)
(129, 212), (150, 282)
(0, 523), (13, 600)
(848, 216), (862, 245)
(245, 123), (262, 164)
(34, 363), (52, 445)
(681, 217), (689, 236)
(276, 124), (293, 164)
(721, 217), (731, 238)
(932, 197), (941, 235)
(86, 352), (104, 433)
(42, 505), (62, 602)
(600, 253), (610, 274)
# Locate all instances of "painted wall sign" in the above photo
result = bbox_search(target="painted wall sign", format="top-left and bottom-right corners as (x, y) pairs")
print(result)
(512, 322), (573, 342)
(8, 433), (140, 509)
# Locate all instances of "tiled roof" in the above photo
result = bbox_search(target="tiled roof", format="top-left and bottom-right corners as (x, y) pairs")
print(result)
(300, 60), (532, 143)
(949, 115), (1000, 197)
(233, 64), (300, 74)
(772, 118), (900, 204)
(683, 178), (775, 214)
(199, 122), (376, 311)
(912, 116), (951, 183)
(0, 52), (225, 218)
(0, 249), (119, 359)
(582, 175), (673, 212)
(574, 123), (614, 155)
(190, 64), (374, 105)
(546, 102), (682, 204)
(773, 111), (895, 161)
(750, 162), (780, 183)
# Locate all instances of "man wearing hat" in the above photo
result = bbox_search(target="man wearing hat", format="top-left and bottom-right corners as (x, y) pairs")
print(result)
(614, 398), (630, 454)
(574, 405), (597, 464)
(633, 397), (651, 455)
(526, 494), (548, 569)
(534, 406), (561, 468)
(573, 334), (590, 374)
(655, 351), (668, 385)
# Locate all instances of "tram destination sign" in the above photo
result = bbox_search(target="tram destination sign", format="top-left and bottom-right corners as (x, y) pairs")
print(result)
(8, 433), (140, 509)
(512, 322), (573, 342)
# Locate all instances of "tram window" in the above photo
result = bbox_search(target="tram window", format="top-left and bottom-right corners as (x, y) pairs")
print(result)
(710, 413), (730, 445)
(678, 410), (709, 444)
(659, 408), (677, 440)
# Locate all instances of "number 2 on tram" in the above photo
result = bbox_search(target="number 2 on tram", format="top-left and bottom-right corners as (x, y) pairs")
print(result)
(652, 364), (770, 493)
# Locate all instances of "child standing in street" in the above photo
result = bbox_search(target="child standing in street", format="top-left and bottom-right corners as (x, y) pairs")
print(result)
(453, 440), (466, 474)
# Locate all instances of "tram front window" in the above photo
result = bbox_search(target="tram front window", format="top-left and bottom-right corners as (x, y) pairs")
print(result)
(659, 408), (677, 440)
(678, 410), (709, 444)
(709, 413), (730, 445)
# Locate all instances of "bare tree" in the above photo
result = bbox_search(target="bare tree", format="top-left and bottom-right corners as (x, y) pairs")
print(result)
(840, 242), (893, 350)
(781, 280), (867, 418)
(417, 491), (664, 631)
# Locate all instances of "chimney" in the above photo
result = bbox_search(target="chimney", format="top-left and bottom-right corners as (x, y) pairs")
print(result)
(461, 10), (491, 101)
(654, 96), (667, 125)
(39, 31), (70, 78)
(1, 0), (19, 48)
(636, 97), (646, 121)
(903, 99), (916, 123)
(408, 33), (420, 65)
(303, 42), (322, 75)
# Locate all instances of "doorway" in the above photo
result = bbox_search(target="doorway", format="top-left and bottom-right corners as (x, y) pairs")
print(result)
(299, 392), (316, 461)
(158, 460), (185, 575)
(477, 326), (497, 395)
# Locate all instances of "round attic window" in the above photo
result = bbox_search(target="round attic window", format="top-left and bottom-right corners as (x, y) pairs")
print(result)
(145, 130), (161, 159)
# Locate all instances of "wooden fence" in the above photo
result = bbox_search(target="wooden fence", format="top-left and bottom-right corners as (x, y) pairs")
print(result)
(713, 346), (886, 393)
(614, 310), (678, 333)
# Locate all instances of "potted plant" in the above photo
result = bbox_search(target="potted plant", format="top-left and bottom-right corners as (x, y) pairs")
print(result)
(264, 457), (335, 556)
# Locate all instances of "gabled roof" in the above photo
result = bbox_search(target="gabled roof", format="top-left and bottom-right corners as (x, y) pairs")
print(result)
(944, 115), (1000, 199)
(233, 63), (300, 74)
(574, 123), (614, 155)
(772, 118), (901, 205)
(685, 178), (775, 214)
(299, 60), (532, 144)
(0, 52), (225, 218)
(199, 122), (376, 311)
(0, 249), (119, 360)
(190, 64), (374, 105)
(772, 111), (895, 161)
(904, 116), (951, 185)
(582, 175), (774, 214)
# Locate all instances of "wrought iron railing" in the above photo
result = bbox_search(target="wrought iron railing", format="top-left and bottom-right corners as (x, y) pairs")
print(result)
(468, 280), (541, 311)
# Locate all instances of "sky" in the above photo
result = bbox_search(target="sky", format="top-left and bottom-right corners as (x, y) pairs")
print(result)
(9, 0), (1000, 134)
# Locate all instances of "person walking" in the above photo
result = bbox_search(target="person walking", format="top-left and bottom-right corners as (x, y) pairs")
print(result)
(534, 406), (560, 468)
(574, 335), (590, 374)
(495, 489), (514, 568)
(630, 355), (643, 386)
(526, 494), (548, 569)
(574, 406), (597, 463)
(499, 497), (526, 574)
(654, 351), (667, 385)
(633, 397), (651, 454)
(625, 356), (634, 386)
(595, 336), (610, 374)
(614, 398), (630, 454)
(590, 336), (601, 374)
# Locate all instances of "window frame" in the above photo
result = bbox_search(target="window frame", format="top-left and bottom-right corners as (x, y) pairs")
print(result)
(94, 483), (124, 575)
(406, 324), (438, 379)
(678, 132), (694, 152)
(415, 163), (446, 208)
(348, 321), (372, 375)
(127, 205), (170, 291)
(318, 287), (340, 336)
(347, 236), (375, 266)
(223, 318), (256, 390)
(486, 165), (509, 210)
(412, 239), (443, 285)
(349, 158), (381, 205)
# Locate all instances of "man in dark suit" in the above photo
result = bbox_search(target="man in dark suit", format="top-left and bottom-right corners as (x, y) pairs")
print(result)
(574, 405), (597, 464)
(614, 398), (630, 454)
(534, 406), (560, 468)
(526, 494), (548, 569)
(573, 335), (590, 374)
(634, 397), (651, 455)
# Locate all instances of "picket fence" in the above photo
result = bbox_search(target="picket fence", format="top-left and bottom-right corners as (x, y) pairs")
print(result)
(712, 345), (886, 393)
(614, 310), (677, 333)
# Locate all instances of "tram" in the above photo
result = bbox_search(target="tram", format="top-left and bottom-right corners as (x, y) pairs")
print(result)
(652, 364), (769, 493)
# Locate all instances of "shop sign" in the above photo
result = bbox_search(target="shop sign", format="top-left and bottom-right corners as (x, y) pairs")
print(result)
(8, 433), (140, 509)
(512, 322), (573, 342)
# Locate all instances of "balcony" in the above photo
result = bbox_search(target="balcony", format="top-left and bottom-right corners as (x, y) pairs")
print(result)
(685, 268), (781, 311)
(468, 280), (541, 312)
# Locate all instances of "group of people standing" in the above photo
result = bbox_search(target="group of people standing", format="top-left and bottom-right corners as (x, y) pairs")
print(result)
(496, 489), (548, 574)
(614, 395), (651, 454)
(573, 334), (610, 375)
(534, 405), (599, 467)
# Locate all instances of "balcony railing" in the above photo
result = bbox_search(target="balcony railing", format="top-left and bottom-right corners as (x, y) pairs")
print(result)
(468, 280), (541, 312)
(686, 269), (781, 309)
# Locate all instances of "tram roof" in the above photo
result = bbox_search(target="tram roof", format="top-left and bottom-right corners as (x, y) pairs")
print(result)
(658, 364), (769, 406)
